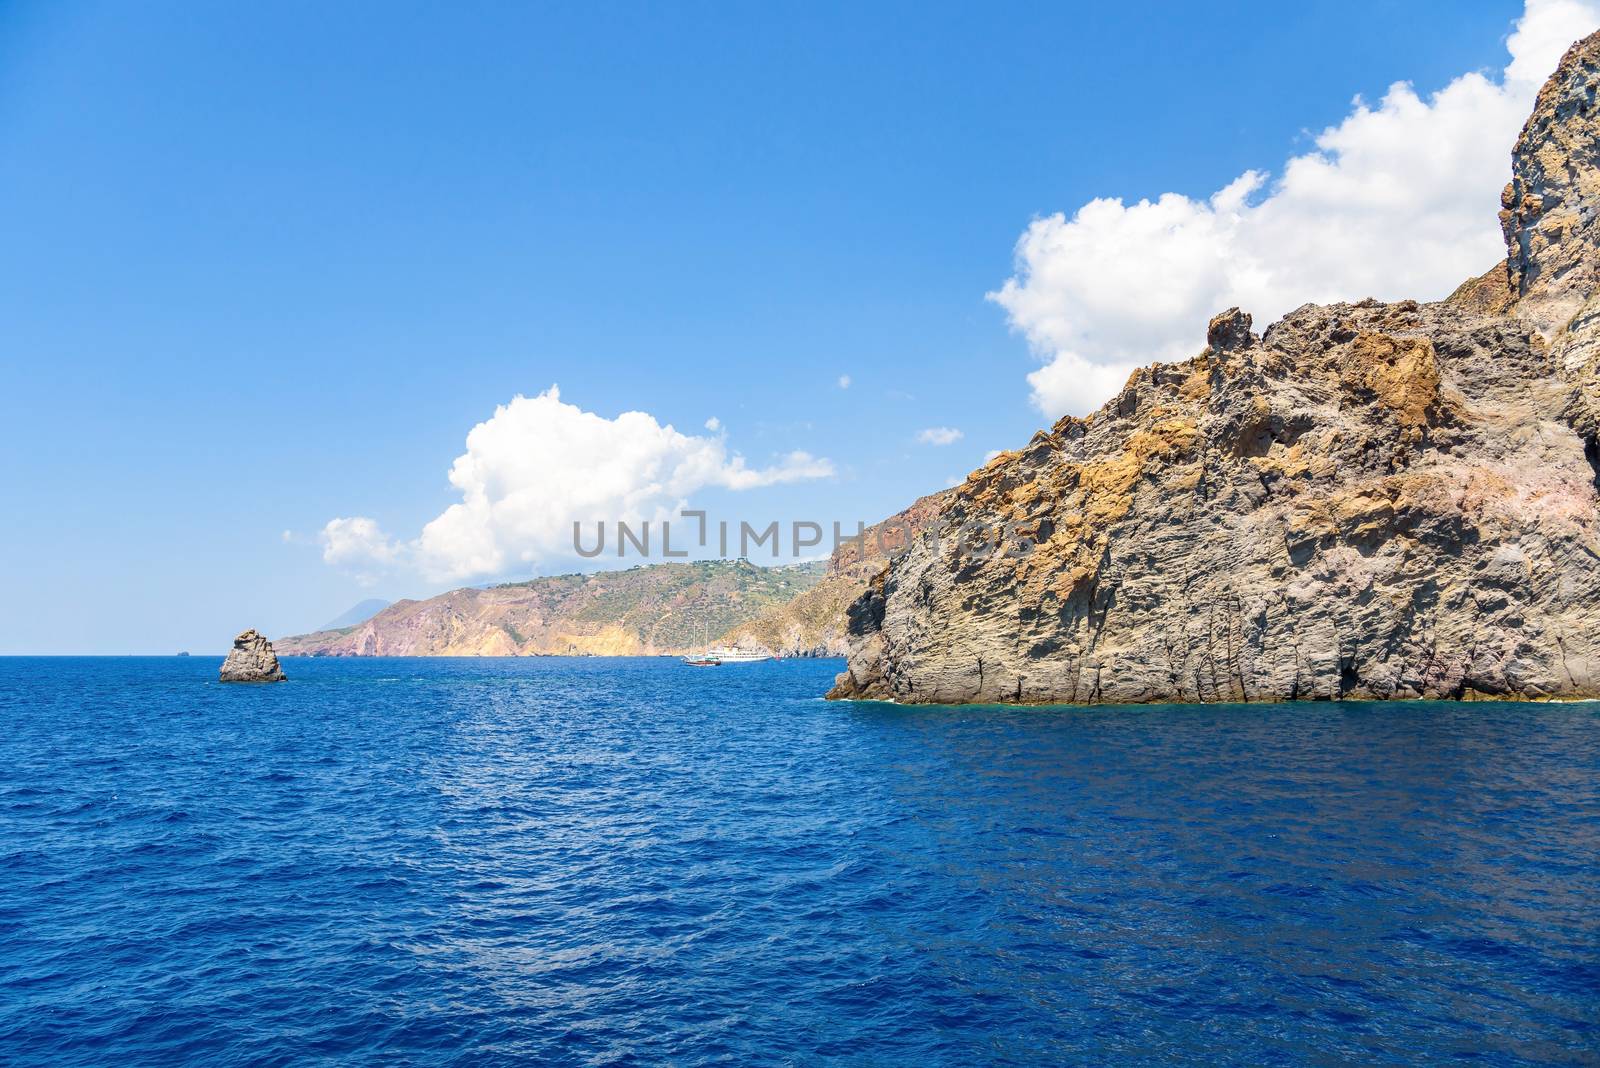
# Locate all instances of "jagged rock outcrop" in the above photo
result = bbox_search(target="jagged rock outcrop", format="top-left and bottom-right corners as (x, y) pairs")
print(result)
(219, 629), (287, 682)
(1502, 31), (1600, 340)
(831, 30), (1600, 705)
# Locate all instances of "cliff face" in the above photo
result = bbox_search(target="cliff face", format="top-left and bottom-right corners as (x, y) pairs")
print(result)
(1502, 31), (1600, 340)
(831, 31), (1600, 705)
(278, 559), (823, 657)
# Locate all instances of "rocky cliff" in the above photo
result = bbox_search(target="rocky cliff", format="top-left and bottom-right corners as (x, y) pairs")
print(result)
(831, 31), (1600, 705)
(277, 559), (824, 657)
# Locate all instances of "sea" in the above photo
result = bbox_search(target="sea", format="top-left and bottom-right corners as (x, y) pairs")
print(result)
(1, 656), (1597, 1065)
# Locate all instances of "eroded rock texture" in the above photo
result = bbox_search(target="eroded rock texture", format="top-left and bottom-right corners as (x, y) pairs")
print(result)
(220, 629), (287, 683)
(831, 31), (1600, 705)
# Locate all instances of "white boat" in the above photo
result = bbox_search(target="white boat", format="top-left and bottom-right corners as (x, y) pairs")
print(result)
(696, 646), (772, 664)
(678, 621), (772, 665)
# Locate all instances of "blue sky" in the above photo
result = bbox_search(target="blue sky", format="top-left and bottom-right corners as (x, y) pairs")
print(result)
(0, 0), (1568, 652)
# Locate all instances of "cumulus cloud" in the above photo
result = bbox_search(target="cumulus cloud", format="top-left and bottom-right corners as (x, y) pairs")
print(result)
(321, 516), (400, 566)
(320, 516), (402, 584)
(917, 426), (964, 446)
(991, 0), (1600, 418)
(704, 416), (721, 431)
(837, 374), (852, 389)
(322, 387), (835, 582)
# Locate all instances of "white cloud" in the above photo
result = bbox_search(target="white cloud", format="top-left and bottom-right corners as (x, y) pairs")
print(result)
(917, 426), (964, 446)
(991, 0), (1600, 418)
(321, 517), (399, 566)
(322, 386), (835, 582)
(837, 374), (852, 389)
(320, 517), (402, 584)
(983, 449), (1004, 463)
(704, 416), (721, 431)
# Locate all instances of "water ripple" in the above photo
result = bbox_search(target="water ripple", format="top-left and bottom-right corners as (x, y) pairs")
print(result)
(0, 657), (1597, 1064)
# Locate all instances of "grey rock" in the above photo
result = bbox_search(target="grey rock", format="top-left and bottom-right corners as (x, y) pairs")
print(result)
(831, 30), (1600, 706)
(220, 629), (287, 683)
(1501, 32), (1600, 339)
(1206, 307), (1255, 352)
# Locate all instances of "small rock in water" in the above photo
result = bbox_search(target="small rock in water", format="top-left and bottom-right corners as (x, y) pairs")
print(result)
(219, 629), (286, 683)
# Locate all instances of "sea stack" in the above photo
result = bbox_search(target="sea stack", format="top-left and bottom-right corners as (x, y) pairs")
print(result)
(220, 629), (287, 683)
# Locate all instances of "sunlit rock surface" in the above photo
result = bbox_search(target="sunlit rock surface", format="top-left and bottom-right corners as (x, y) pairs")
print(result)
(832, 32), (1600, 705)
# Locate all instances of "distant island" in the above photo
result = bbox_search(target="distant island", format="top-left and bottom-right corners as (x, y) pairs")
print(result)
(278, 494), (947, 659)
(278, 559), (826, 658)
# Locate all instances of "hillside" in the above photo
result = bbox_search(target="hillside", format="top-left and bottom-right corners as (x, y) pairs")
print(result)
(831, 31), (1600, 704)
(716, 491), (951, 656)
(277, 559), (824, 657)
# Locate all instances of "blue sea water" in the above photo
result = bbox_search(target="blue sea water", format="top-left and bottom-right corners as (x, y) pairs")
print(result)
(1, 657), (1597, 1066)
